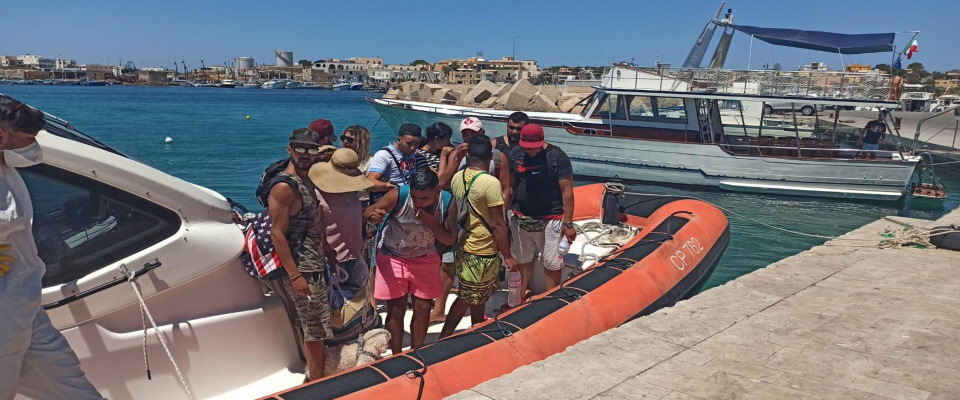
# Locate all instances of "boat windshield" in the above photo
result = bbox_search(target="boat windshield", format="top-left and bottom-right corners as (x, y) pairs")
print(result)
(42, 114), (130, 159)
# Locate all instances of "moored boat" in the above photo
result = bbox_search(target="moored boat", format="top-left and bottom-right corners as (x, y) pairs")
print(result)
(265, 182), (730, 399)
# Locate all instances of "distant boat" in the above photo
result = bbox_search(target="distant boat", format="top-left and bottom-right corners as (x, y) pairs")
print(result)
(215, 79), (236, 88)
(332, 79), (363, 91)
(297, 82), (324, 90)
(260, 79), (287, 89)
(284, 80), (300, 89)
(235, 81), (260, 89)
(83, 80), (108, 86)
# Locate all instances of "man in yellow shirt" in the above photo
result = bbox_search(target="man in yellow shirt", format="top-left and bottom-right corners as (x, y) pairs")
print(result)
(439, 136), (517, 339)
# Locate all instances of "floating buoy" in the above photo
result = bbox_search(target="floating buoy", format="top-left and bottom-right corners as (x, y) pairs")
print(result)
(165, 137), (173, 143)
(245, 115), (251, 120)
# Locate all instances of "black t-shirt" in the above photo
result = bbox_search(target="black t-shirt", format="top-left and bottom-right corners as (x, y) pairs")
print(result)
(509, 144), (573, 218)
(863, 120), (886, 144)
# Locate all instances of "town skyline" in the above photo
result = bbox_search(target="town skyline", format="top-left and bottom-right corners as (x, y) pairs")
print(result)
(3, 0), (959, 72)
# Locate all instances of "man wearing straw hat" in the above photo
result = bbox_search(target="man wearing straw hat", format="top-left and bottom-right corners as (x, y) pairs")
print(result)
(309, 148), (378, 343)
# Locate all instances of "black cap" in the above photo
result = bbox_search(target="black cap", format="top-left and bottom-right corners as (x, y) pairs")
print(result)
(289, 128), (323, 145)
(399, 123), (422, 137)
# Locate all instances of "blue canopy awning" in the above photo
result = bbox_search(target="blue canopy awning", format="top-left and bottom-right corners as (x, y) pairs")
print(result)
(729, 24), (895, 54)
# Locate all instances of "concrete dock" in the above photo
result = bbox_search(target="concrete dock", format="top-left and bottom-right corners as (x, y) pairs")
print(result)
(449, 209), (960, 400)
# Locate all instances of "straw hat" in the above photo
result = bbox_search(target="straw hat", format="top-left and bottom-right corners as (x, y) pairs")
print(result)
(309, 148), (374, 193)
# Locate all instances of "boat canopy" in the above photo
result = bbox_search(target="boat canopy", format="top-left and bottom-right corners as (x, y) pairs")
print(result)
(728, 24), (895, 54)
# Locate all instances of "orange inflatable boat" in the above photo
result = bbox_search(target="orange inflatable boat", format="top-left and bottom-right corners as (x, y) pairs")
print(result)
(264, 183), (730, 400)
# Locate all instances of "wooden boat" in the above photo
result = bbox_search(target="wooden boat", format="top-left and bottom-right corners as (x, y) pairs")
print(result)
(264, 183), (731, 400)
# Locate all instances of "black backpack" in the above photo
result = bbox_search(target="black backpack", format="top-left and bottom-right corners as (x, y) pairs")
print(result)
(255, 158), (295, 208)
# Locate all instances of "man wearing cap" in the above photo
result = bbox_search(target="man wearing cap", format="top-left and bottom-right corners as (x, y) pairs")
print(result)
(508, 123), (575, 297)
(308, 118), (336, 146)
(266, 128), (335, 381)
(366, 123), (428, 202)
(310, 148), (377, 342)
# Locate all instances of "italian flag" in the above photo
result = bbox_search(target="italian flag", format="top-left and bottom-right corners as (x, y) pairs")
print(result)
(906, 39), (919, 59)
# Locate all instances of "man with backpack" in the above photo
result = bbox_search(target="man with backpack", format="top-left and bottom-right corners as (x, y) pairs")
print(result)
(366, 123), (428, 202)
(492, 111), (529, 155)
(363, 169), (454, 354)
(438, 135), (517, 339)
(264, 128), (336, 381)
(508, 123), (575, 298)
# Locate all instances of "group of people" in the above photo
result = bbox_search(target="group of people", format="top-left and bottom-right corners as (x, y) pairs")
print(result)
(264, 111), (577, 381)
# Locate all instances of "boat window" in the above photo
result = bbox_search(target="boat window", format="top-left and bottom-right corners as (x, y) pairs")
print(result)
(655, 97), (687, 120)
(21, 164), (181, 288)
(591, 94), (627, 120)
(627, 96), (655, 119)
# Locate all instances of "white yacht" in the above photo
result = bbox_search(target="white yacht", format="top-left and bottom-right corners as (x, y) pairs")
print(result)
(370, 11), (944, 201)
(15, 112), (303, 399)
(260, 79), (287, 89)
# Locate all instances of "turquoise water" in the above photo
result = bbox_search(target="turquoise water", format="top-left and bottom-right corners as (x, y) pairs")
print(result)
(4, 85), (959, 290)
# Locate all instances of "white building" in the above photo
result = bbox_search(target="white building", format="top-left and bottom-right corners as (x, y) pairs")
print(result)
(312, 59), (368, 80)
(54, 58), (77, 71)
(369, 65), (439, 83)
(19, 54), (55, 71)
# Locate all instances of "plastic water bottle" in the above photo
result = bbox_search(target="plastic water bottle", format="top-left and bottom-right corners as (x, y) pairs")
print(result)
(558, 237), (571, 258)
(506, 270), (522, 307)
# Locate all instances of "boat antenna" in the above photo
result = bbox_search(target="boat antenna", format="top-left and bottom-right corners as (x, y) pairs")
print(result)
(682, 1), (726, 68)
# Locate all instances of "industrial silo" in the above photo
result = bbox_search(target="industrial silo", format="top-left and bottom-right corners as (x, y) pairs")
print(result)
(275, 51), (294, 67)
(236, 57), (255, 70)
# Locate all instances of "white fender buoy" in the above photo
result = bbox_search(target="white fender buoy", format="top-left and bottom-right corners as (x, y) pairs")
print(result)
(165, 137), (173, 143)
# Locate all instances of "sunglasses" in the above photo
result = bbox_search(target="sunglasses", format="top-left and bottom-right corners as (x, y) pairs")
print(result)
(292, 145), (321, 155)
(340, 135), (356, 144)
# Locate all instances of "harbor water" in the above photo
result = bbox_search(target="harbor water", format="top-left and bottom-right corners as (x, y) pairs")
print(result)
(5, 85), (959, 290)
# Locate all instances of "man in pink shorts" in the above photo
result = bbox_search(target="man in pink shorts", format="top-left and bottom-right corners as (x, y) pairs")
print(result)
(364, 169), (453, 354)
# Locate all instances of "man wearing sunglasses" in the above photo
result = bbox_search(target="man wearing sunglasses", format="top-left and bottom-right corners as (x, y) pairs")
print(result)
(266, 127), (336, 381)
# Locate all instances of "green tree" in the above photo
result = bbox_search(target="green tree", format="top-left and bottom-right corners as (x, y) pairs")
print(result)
(449, 61), (461, 70)
(298, 59), (312, 68)
(874, 64), (891, 73)
(409, 59), (430, 66)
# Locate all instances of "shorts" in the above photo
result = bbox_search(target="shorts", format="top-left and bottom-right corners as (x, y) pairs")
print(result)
(455, 251), (501, 305)
(509, 215), (564, 271)
(265, 272), (333, 343)
(862, 143), (879, 151)
(375, 253), (441, 300)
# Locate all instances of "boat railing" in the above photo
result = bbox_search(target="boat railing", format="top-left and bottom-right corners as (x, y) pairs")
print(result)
(912, 105), (960, 153)
(601, 66), (896, 102)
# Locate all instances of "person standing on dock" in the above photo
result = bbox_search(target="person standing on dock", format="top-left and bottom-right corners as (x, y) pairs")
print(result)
(492, 111), (529, 154)
(508, 123), (576, 297)
(364, 169), (454, 354)
(439, 135), (517, 339)
(265, 128), (336, 381)
(858, 110), (888, 158)
(0, 96), (103, 399)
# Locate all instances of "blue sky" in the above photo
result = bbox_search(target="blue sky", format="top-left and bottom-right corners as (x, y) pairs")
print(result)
(3, 0), (958, 72)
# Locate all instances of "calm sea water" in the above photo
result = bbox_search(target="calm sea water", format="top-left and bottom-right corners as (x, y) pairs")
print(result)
(4, 85), (959, 290)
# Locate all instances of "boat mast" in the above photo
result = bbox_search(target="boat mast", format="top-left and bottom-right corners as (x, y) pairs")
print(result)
(682, 2), (725, 68)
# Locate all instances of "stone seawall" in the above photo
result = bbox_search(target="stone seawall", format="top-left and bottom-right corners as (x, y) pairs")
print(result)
(383, 80), (595, 114)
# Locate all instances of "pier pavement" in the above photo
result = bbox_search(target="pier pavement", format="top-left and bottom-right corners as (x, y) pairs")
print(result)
(449, 208), (960, 400)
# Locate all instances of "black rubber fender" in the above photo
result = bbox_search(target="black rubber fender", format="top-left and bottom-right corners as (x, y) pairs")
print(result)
(930, 225), (960, 252)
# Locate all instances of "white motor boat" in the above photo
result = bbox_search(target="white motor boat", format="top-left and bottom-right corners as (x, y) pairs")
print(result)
(370, 10), (946, 201)
(16, 111), (304, 399)
(260, 79), (287, 89)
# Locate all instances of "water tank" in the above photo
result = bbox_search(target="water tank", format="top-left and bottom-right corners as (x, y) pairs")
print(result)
(275, 51), (294, 67)
(236, 57), (255, 70)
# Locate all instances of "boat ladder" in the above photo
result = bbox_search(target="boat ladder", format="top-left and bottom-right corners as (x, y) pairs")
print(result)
(911, 153), (948, 199)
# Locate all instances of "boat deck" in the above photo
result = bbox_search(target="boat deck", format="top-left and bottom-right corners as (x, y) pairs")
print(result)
(451, 209), (960, 399)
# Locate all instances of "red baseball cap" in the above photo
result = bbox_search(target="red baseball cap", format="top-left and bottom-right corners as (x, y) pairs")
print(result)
(519, 123), (545, 148)
(308, 118), (335, 139)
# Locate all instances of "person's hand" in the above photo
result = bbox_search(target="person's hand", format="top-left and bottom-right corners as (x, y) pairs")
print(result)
(562, 225), (577, 242)
(291, 275), (312, 297)
(441, 146), (454, 158)
(504, 256), (519, 272)
(415, 207), (439, 225)
(456, 142), (468, 159)
(367, 209), (387, 224)
(0, 244), (12, 278)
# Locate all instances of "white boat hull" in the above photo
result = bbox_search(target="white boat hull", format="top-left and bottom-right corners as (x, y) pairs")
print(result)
(370, 99), (918, 201)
